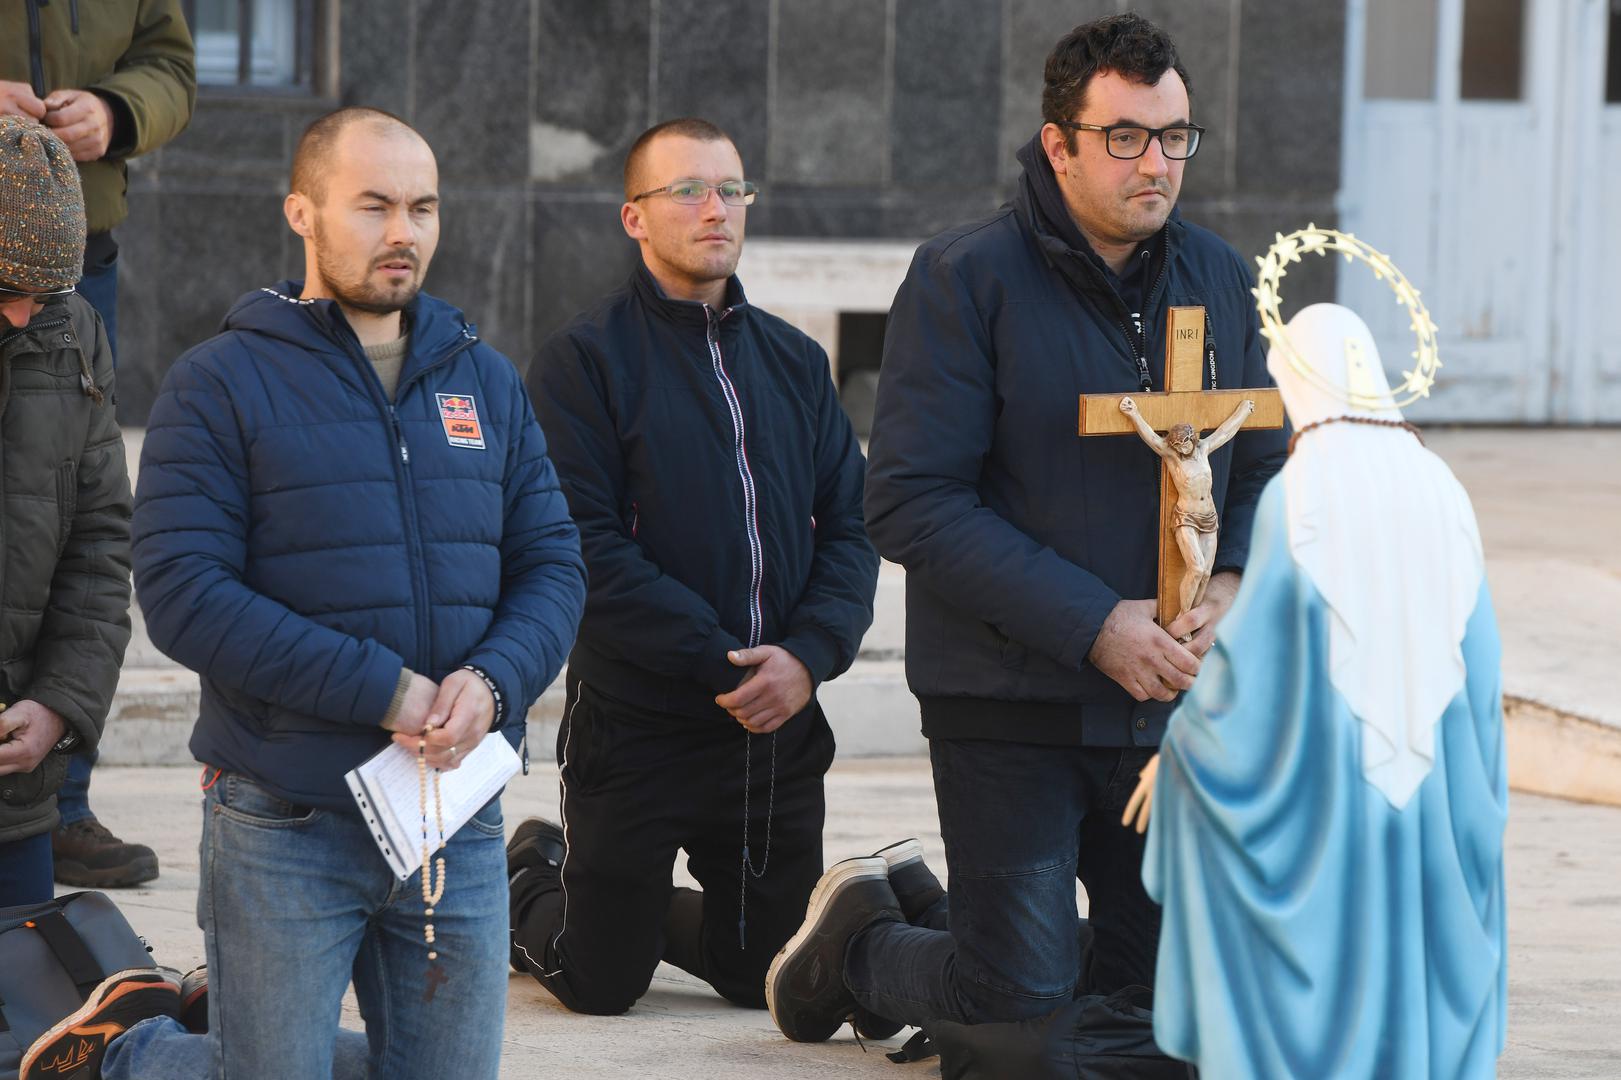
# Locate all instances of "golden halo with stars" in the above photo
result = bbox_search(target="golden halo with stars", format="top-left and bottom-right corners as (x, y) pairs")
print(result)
(1253, 225), (1441, 409)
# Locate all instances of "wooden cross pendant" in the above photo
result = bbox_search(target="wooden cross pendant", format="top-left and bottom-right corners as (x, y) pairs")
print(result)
(423, 961), (449, 1003)
(1078, 306), (1285, 627)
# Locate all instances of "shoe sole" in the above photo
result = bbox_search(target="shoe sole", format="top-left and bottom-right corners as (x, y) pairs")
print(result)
(52, 854), (159, 889)
(21, 969), (177, 1079)
(765, 857), (889, 1043)
(871, 837), (923, 873)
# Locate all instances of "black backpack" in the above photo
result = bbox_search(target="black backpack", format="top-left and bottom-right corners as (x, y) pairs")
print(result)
(0, 892), (155, 1080)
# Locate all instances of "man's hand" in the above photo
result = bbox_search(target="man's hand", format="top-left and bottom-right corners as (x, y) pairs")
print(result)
(43, 90), (114, 162)
(0, 80), (47, 121)
(390, 670), (495, 770)
(1088, 599), (1200, 703)
(0, 700), (68, 776)
(1163, 571), (1241, 659)
(715, 646), (813, 734)
(381, 673), (440, 736)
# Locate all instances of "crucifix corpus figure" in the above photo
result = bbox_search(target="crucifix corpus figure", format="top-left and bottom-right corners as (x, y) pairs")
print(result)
(1119, 394), (1255, 623)
(1078, 304), (1285, 629)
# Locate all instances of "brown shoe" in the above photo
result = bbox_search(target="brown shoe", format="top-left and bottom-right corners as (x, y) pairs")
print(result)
(21, 968), (179, 1079)
(52, 818), (159, 888)
(178, 966), (208, 1033)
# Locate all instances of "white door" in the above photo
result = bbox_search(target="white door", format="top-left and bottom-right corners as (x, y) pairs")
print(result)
(1339, 0), (1612, 422)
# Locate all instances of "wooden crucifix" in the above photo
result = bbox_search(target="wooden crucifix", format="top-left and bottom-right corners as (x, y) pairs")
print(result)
(1078, 306), (1285, 628)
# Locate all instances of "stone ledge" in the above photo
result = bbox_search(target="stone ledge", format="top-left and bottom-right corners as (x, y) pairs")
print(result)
(1504, 695), (1621, 808)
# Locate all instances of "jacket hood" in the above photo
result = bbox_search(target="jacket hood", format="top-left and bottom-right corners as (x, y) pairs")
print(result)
(221, 281), (479, 365)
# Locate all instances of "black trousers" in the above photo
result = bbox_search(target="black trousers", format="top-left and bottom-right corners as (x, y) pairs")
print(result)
(512, 677), (834, 1014)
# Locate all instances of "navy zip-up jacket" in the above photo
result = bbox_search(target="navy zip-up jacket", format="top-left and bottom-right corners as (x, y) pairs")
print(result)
(528, 264), (878, 722)
(865, 137), (1287, 748)
(132, 283), (586, 809)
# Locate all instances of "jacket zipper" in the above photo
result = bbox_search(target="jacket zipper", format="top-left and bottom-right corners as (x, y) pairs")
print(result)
(1113, 235), (1171, 392)
(704, 305), (763, 650)
(26, 0), (46, 98)
(340, 323), (479, 674)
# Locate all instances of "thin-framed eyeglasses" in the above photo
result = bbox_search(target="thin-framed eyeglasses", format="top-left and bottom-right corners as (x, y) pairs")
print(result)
(1056, 121), (1204, 161)
(631, 179), (759, 206)
(0, 282), (75, 304)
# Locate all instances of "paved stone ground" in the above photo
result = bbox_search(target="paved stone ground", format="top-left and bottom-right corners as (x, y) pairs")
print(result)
(80, 760), (1621, 1078)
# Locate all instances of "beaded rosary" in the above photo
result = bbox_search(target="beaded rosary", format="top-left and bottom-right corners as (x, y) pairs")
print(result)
(1287, 414), (1424, 456)
(419, 733), (449, 1001)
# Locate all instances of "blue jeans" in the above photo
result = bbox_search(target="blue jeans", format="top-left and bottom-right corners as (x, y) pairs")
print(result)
(846, 737), (1161, 1027)
(102, 772), (509, 1080)
(0, 831), (54, 906)
(75, 248), (118, 365)
(56, 750), (96, 826)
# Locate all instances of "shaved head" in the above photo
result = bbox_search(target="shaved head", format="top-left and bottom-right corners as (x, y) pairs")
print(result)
(623, 117), (733, 200)
(291, 107), (425, 205)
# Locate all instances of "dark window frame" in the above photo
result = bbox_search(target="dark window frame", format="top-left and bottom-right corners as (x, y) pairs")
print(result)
(182, 0), (335, 96)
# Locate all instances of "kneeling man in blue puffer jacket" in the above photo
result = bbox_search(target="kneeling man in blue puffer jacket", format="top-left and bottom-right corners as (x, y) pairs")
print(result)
(111, 107), (584, 1080)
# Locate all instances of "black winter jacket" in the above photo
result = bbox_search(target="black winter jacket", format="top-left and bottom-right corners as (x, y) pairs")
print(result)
(864, 137), (1287, 748)
(0, 295), (130, 842)
(528, 265), (878, 722)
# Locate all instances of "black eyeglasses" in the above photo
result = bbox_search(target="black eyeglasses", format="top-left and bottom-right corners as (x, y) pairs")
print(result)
(0, 282), (75, 303)
(631, 179), (759, 206)
(1057, 121), (1204, 161)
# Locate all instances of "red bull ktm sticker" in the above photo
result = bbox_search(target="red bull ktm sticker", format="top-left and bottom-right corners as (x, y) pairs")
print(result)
(436, 393), (486, 450)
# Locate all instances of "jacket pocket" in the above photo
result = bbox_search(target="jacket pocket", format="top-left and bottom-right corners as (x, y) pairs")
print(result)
(54, 460), (78, 556)
(0, 752), (70, 808)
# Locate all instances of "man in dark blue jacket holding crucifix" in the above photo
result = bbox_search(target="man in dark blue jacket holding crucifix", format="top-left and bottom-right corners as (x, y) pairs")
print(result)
(767, 14), (1287, 1051)
(511, 117), (878, 1017)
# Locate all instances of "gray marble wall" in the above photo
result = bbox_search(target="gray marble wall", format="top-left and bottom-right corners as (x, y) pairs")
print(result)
(116, 0), (1345, 423)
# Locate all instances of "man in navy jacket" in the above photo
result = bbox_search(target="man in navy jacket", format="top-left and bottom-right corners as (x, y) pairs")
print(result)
(767, 15), (1287, 1048)
(120, 108), (585, 1080)
(510, 118), (878, 1016)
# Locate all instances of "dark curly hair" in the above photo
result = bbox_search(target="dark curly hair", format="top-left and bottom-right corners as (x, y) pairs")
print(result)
(1042, 13), (1191, 153)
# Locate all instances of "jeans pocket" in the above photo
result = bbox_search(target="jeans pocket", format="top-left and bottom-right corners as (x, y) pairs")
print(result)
(465, 797), (504, 838)
(212, 773), (321, 828)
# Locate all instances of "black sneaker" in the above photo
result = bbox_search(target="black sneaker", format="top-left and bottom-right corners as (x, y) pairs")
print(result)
(849, 839), (945, 1040)
(873, 837), (945, 922)
(507, 818), (566, 972)
(178, 966), (208, 1033)
(52, 818), (159, 888)
(766, 856), (901, 1043)
(21, 968), (180, 1079)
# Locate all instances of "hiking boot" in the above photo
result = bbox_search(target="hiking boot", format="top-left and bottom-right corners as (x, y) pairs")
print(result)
(766, 856), (901, 1043)
(21, 967), (180, 1079)
(178, 966), (208, 1033)
(52, 817), (159, 888)
(507, 818), (565, 972)
(849, 839), (946, 1040)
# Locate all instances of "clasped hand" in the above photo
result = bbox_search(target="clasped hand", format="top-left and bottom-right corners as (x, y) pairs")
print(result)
(383, 671), (495, 770)
(715, 645), (812, 734)
(1088, 572), (1240, 702)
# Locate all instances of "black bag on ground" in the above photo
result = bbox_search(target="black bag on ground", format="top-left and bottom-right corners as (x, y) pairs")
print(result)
(0, 892), (154, 1080)
(923, 986), (1193, 1080)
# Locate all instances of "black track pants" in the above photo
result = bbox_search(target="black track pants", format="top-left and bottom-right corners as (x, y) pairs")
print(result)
(511, 678), (834, 1013)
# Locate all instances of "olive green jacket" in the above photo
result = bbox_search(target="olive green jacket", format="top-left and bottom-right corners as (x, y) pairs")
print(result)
(1, 0), (196, 235)
(0, 294), (132, 843)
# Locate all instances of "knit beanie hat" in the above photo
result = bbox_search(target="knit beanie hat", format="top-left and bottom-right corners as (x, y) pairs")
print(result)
(0, 115), (87, 291)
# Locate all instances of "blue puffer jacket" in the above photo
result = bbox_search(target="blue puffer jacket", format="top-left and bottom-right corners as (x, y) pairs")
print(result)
(132, 283), (586, 810)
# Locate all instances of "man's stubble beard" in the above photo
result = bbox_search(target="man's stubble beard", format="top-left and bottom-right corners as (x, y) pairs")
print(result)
(312, 226), (422, 316)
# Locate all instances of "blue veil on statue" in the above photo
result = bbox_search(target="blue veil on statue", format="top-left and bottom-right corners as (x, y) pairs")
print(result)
(1136, 288), (1509, 1078)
